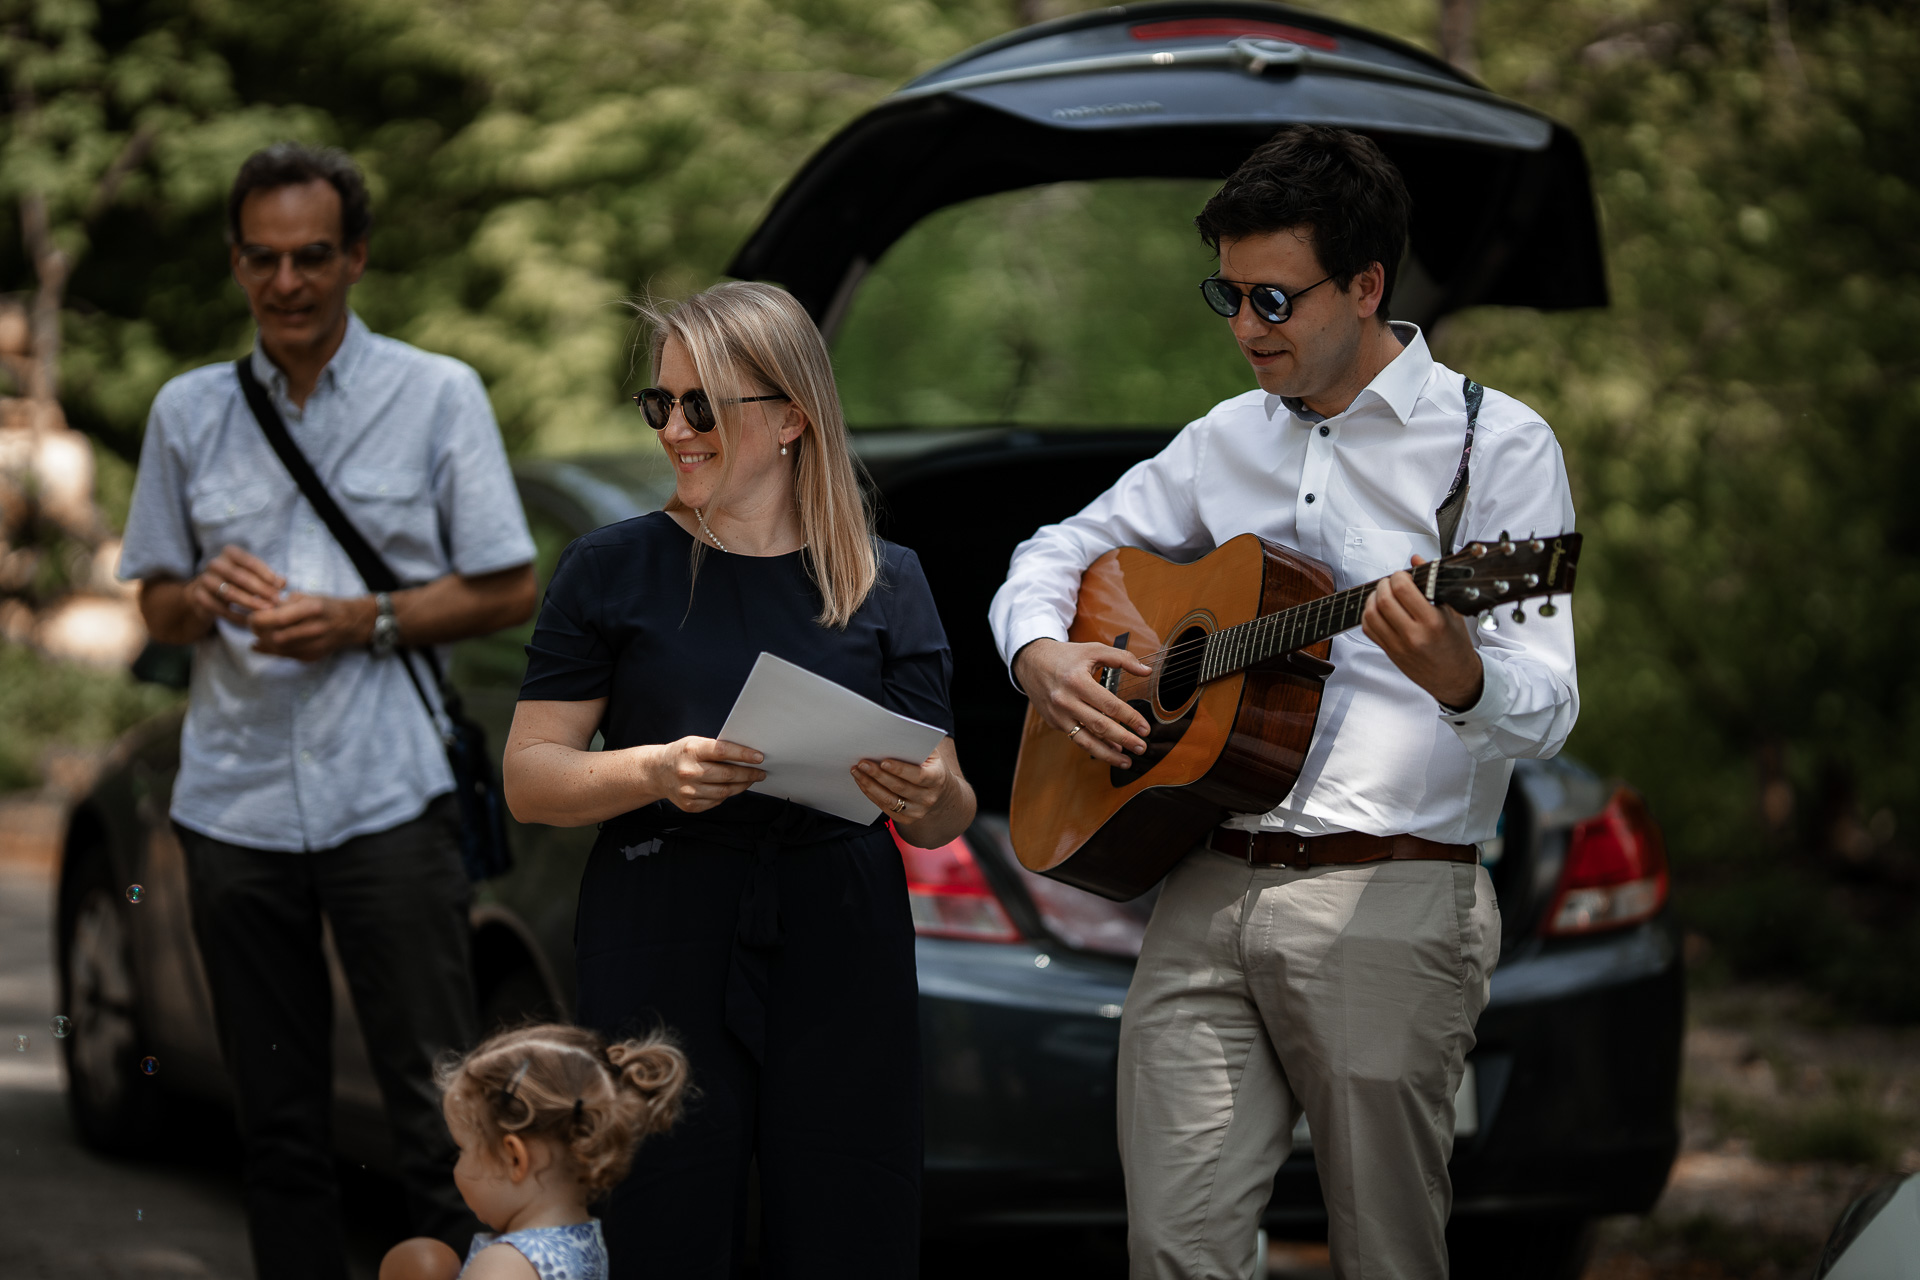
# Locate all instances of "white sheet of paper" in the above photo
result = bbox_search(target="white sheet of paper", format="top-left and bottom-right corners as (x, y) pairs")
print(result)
(715, 652), (946, 824)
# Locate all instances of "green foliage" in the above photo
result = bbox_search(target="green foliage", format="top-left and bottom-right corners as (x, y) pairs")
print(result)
(2, 0), (1019, 456)
(836, 179), (1254, 425)
(0, 638), (179, 789)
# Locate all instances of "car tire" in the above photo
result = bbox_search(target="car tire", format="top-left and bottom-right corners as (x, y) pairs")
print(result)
(58, 836), (165, 1154)
(1447, 1214), (1594, 1280)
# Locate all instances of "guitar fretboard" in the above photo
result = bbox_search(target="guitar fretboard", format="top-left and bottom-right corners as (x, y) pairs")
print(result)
(1193, 560), (1440, 682)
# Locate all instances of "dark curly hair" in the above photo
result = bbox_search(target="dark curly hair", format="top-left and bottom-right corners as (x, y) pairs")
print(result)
(1194, 126), (1411, 320)
(227, 143), (373, 246)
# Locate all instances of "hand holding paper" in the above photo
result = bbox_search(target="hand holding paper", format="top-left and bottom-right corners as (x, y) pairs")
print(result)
(716, 653), (947, 823)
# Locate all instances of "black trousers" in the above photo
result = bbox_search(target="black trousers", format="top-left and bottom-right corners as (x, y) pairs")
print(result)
(177, 796), (482, 1280)
(575, 822), (923, 1279)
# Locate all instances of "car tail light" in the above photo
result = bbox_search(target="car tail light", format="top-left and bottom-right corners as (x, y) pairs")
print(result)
(889, 824), (1021, 943)
(1542, 788), (1669, 936)
(1128, 18), (1339, 51)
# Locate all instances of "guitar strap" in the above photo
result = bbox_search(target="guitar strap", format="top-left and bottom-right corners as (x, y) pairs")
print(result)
(1434, 377), (1484, 555)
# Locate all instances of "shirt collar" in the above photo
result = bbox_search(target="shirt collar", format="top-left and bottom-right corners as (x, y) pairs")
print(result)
(1271, 321), (1432, 426)
(249, 310), (371, 399)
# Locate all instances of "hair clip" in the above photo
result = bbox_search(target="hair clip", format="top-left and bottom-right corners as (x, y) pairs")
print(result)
(500, 1057), (533, 1102)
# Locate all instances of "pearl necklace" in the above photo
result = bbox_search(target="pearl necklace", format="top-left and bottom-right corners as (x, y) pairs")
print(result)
(693, 507), (731, 554)
(693, 508), (808, 555)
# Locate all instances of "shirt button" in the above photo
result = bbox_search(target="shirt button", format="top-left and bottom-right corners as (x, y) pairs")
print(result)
(1305, 493), (1316, 504)
(1319, 425), (1330, 437)
(300, 750), (313, 764)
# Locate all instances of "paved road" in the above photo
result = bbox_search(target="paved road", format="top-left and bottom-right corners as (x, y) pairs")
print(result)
(0, 858), (395, 1279)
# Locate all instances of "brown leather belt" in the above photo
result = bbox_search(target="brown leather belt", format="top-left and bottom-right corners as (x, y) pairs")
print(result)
(1208, 828), (1477, 870)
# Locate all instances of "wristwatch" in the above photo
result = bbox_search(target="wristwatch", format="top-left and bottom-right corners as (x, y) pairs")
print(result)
(370, 592), (400, 655)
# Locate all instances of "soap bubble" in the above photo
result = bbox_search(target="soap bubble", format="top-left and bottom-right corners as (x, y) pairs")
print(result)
(50, 1015), (71, 1038)
(14, 1035), (26, 1052)
(126, 884), (144, 904)
(139, 1056), (158, 1075)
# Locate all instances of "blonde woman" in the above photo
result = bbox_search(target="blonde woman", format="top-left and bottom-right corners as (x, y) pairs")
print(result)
(502, 282), (974, 1277)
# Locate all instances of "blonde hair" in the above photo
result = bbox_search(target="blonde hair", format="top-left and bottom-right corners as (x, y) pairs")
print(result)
(637, 282), (878, 628)
(438, 1023), (688, 1197)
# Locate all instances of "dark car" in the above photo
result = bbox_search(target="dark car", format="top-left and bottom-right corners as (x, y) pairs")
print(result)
(58, 4), (1681, 1274)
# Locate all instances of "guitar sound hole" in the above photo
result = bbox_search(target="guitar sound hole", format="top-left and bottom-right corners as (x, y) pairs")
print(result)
(1154, 625), (1209, 716)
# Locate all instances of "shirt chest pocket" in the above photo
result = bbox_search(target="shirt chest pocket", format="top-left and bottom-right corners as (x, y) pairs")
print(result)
(188, 481), (275, 536)
(338, 466), (429, 504)
(1340, 527), (1440, 591)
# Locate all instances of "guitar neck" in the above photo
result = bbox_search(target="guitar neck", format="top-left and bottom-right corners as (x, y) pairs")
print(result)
(1197, 560), (1441, 682)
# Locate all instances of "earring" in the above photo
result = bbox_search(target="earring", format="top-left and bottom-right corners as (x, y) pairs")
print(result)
(780, 444), (788, 455)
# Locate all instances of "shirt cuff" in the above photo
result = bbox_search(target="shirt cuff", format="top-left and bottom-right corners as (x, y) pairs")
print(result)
(1000, 613), (1070, 693)
(1438, 652), (1513, 763)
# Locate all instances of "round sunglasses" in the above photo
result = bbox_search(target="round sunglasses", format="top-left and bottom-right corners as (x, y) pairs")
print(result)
(1199, 273), (1333, 325)
(633, 386), (789, 433)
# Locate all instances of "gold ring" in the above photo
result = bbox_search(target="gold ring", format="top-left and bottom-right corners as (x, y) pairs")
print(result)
(1067, 724), (1083, 738)
(894, 796), (908, 813)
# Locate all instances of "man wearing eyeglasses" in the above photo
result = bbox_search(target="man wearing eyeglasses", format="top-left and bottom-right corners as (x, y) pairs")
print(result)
(118, 143), (536, 1278)
(990, 126), (1577, 1277)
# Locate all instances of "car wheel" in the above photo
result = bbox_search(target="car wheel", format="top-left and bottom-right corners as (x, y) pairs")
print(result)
(1447, 1214), (1594, 1280)
(59, 839), (162, 1153)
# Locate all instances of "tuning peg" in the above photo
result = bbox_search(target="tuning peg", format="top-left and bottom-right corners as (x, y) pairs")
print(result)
(1498, 530), (1515, 556)
(1539, 599), (1559, 618)
(1510, 604), (1527, 624)
(1528, 538), (1545, 553)
(1480, 614), (1498, 631)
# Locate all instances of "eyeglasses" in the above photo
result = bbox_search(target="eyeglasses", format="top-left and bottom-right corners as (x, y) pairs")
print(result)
(1200, 273), (1333, 324)
(632, 386), (789, 433)
(236, 243), (342, 282)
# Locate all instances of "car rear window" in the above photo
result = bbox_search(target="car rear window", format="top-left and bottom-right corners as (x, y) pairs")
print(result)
(832, 179), (1258, 430)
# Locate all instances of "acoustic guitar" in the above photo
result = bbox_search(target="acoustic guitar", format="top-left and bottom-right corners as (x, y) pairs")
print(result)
(1008, 531), (1581, 900)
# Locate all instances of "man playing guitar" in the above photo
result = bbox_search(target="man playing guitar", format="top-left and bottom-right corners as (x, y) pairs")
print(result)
(989, 126), (1578, 1277)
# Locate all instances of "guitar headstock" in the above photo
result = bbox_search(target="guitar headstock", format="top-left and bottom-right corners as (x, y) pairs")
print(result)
(1429, 531), (1581, 618)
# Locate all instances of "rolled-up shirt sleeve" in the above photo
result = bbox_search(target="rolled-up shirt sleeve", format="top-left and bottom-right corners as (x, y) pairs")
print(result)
(1441, 413), (1580, 762)
(988, 422), (1213, 680)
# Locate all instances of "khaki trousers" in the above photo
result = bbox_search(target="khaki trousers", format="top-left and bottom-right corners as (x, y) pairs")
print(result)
(1117, 847), (1501, 1280)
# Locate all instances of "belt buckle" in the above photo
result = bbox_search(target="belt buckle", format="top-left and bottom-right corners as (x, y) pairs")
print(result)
(1286, 839), (1311, 871)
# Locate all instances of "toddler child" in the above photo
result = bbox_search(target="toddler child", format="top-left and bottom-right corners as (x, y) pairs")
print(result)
(380, 1023), (688, 1280)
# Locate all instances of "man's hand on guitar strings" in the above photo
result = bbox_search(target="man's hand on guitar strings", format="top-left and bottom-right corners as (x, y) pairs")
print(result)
(1361, 555), (1487, 712)
(1012, 638), (1153, 768)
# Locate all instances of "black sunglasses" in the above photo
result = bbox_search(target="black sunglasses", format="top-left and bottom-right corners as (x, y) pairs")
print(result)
(632, 387), (790, 433)
(1200, 273), (1333, 325)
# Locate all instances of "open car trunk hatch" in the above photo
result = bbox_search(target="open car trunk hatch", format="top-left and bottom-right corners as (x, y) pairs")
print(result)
(728, 1), (1607, 331)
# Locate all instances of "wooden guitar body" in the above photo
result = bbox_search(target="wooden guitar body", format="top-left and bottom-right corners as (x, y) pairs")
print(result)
(1009, 533), (1334, 901)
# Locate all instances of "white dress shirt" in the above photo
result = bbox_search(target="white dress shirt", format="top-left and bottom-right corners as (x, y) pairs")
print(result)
(988, 324), (1577, 845)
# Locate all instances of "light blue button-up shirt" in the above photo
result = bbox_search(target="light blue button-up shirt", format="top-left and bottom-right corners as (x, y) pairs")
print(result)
(120, 314), (536, 852)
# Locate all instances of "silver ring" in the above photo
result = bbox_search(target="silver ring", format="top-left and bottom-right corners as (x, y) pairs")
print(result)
(217, 580), (230, 596)
(1067, 724), (1083, 738)
(893, 796), (908, 813)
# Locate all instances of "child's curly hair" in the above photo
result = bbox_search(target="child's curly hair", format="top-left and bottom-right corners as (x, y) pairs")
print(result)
(438, 1023), (688, 1196)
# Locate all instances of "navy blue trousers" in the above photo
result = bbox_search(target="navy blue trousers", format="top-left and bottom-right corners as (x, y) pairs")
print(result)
(574, 820), (922, 1279)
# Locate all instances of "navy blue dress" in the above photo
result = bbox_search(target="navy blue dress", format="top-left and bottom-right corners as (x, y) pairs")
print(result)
(519, 512), (952, 1279)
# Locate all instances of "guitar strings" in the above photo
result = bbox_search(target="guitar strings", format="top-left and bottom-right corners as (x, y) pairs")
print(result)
(1109, 566), (1411, 694)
